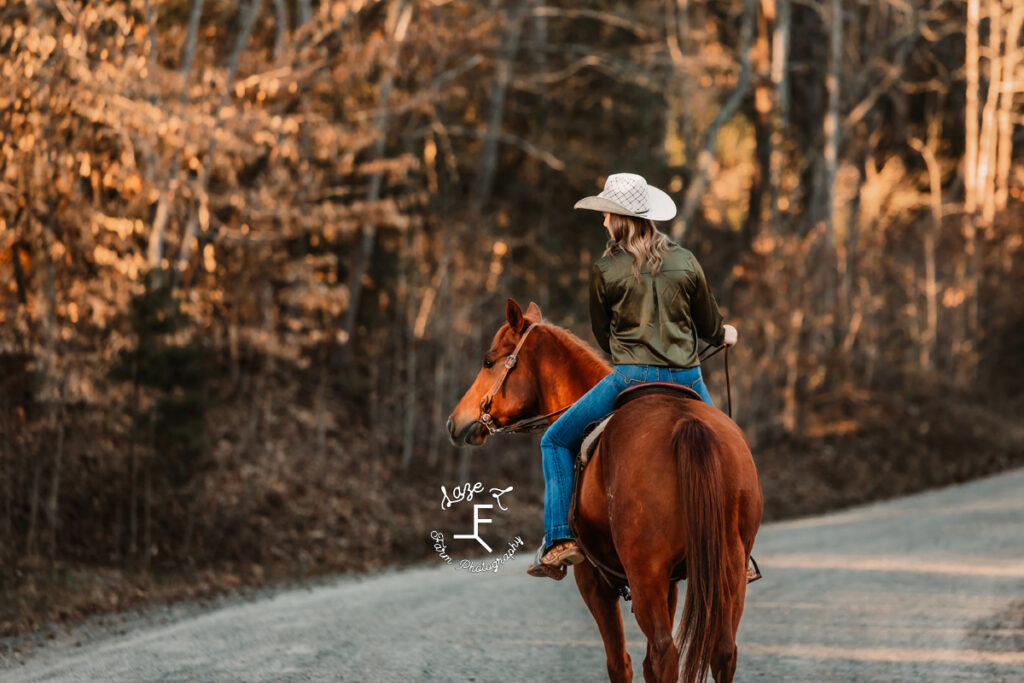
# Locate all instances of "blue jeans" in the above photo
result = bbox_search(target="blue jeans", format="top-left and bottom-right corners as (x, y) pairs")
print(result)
(539, 364), (714, 548)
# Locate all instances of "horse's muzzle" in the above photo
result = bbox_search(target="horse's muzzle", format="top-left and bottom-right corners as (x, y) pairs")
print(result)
(446, 416), (487, 447)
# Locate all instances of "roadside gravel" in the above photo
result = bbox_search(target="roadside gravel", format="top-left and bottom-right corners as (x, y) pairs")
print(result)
(3, 469), (1022, 682)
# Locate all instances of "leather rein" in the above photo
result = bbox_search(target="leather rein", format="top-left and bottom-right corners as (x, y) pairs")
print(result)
(478, 323), (571, 435)
(697, 342), (732, 418)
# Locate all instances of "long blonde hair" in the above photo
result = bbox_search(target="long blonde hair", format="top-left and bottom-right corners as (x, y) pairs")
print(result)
(603, 213), (673, 280)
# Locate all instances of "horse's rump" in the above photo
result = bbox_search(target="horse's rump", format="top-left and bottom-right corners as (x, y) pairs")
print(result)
(576, 395), (758, 683)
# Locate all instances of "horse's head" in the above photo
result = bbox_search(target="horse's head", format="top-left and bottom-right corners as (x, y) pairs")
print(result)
(447, 299), (544, 447)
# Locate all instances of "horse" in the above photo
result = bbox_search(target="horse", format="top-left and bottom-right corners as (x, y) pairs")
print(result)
(447, 299), (762, 683)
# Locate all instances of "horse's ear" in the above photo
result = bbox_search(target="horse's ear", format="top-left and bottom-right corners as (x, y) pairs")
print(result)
(525, 301), (542, 324)
(506, 299), (526, 332)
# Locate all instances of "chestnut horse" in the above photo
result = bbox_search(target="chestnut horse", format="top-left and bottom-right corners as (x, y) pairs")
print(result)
(447, 299), (762, 683)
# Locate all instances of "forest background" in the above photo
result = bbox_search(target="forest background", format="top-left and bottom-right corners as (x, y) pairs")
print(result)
(2, 0), (1023, 635)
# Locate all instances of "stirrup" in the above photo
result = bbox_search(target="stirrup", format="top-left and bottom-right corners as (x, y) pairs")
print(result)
(746, 555), (762, 584)
(527, 542), (567, 580)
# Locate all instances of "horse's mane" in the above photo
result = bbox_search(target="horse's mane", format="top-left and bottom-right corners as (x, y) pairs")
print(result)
(541, 321), (612, 376)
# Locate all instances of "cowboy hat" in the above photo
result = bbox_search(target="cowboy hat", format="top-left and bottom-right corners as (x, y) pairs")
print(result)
(574, 172), (677, 222)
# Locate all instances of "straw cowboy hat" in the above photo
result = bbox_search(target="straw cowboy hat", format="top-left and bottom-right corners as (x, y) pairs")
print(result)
(574, 172), (677, 222)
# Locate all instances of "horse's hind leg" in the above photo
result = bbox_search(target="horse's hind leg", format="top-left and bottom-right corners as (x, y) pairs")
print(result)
(667, 581), (678, 621)
(643, 582), (679, 682)
(629, 574), (677, 683)
(710, 542), (747, 683)
(574, 562), (632, 683)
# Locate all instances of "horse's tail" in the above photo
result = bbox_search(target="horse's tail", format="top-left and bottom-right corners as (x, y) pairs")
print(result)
(672, 416), (728, 683)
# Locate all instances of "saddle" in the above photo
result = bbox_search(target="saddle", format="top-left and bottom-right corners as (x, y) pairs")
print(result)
(615, 381), (702, 409)
(579, 382), (702, 465)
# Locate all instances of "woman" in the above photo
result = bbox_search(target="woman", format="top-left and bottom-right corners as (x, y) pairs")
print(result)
(528, 172), (738, 580)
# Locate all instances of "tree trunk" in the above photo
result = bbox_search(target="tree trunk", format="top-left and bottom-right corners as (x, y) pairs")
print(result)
(768, 0), (790, 232)
(910, 131), (941, 374)
(994, 1), (1022, 212)
(45, 381), (66, 561)
(127, 352), (140, 561)
(468, 0), (526, 219)
(340, 0), (412, 363)
(962, 0), (982, 380)
(148, 0), (205, 278)
(128, 435), (138, 560)
(964, 0), (980, 215)
(25, 457), (42, 558)
(673, 0), (757, 240)
(314, 356), (328, 461)
(745, 0), (774, 243)
(296, 0), (311, 27)
(977, 0), (1003, 227)
(839, 144), (866, 361)
(821, 0), (842, 252)
(143, 454), (152, 568)
(400, 230), (420, 471)
(272, 0), (288, 62)
(0, 409), (9, 558)
(175, 0), (264, 287)
(28, 211), (61, 559)
(782, 308), (803, 433)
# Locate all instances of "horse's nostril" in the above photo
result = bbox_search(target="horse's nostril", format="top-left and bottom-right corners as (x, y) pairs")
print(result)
(445, 416), (454, 437)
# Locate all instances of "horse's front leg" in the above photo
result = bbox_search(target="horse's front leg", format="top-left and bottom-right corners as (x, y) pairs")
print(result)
(574, 561), (632, 682)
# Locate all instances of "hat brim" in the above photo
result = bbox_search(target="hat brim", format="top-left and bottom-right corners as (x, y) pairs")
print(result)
(573, 185), (676, 222)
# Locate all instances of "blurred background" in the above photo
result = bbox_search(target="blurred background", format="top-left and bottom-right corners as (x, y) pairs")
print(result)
(1, 0), (1022, 636)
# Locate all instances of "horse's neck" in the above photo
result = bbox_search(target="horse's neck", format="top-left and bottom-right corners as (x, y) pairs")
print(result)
(537, 330), (609, 413)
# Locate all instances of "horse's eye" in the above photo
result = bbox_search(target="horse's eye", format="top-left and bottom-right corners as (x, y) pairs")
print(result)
(483, 358), (495, 369)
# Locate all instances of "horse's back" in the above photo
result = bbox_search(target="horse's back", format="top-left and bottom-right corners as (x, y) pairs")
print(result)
(578, 394), (762, 560)
(603, 394), (757, 485)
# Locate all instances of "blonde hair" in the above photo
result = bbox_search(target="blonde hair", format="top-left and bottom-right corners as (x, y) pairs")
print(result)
(603, 213), (673, 280)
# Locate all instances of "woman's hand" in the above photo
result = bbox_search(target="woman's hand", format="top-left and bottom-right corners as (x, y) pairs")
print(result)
(723, 324), (738, 346)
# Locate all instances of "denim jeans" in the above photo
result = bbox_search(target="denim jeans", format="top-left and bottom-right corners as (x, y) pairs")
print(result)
(539, 364), (714, 548)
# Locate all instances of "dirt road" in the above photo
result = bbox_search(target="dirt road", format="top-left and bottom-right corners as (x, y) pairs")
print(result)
(4, 469), (1023, 682)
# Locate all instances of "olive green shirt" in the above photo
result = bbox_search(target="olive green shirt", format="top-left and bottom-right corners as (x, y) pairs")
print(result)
(589, 244), (725, 368)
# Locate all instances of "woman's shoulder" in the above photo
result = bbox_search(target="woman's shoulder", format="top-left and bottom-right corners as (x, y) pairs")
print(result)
(594, 245), (631, 272)
(661, 244), (699, 269)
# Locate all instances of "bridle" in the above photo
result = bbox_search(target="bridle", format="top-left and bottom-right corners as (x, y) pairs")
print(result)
(478, 322), (571, 435)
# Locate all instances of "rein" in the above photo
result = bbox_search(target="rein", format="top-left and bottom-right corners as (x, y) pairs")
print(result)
(478, 323), (572, 435)
(699, 342), (732, 418)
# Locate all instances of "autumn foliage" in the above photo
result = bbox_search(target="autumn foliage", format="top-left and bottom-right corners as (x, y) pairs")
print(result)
(1, 0), (1023, 633)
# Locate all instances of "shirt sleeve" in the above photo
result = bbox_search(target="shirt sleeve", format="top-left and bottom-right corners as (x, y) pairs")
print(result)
(589, 263), (611, 354)
(691, 258), (726, 346)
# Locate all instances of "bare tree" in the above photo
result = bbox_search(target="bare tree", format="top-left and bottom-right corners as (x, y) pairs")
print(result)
(340, 0), (413, 362)
(673, 0), (757, 240)
(44, 381), (66, 560)
(174, 0), (266, 286)
(994, 1), (1023, 211)
(821, 0), (842, 252)
(910, 125), (942, 373)
(746, 0), (775, 241)
(962, 0), (982, 378)
(147, 0), (205, 278)
(768, 0), (790, 231)
(977, 0), (1003, 226)
(964, 0), (980, 216)
(468, 0), (527, 219)
(297, 0), (311, 27)
(272, 0), (288, 62)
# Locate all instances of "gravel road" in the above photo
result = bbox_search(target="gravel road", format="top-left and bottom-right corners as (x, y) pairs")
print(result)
(3, 469), (1023, 682)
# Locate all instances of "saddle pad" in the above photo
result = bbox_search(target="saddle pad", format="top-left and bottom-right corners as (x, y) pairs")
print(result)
(579, 414), (612, 466)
